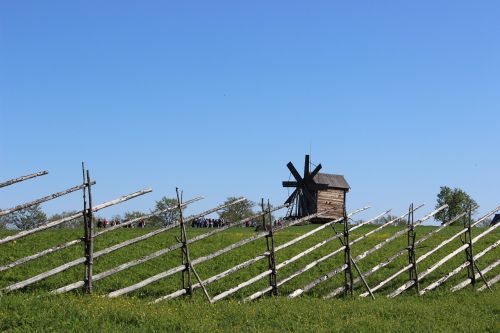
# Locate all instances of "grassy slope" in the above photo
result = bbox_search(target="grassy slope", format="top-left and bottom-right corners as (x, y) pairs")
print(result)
(0, 221), (499, 332)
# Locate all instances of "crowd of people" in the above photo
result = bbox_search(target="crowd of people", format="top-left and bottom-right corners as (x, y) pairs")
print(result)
(95, 216), (284, 229)
(191, 217), (285, 229)
(191, 217), (226, 228)
(96, 218), (146, 228)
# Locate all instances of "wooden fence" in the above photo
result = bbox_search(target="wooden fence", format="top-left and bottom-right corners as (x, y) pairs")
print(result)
(1, 169), (499, 302)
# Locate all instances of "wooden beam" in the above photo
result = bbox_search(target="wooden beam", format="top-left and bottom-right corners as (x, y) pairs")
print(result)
(387, 221), (500, 298)
(450, 259), (499, 292)
(420, 239), (500, 294)
(0, 181), (96, 217)
(1, 189), (155, 291)
(94, 196), (203, 237)
(108, 209), (333, 298)
(289, 204), (433, 298)
(0, 238), (82, 272)
(359, 211), (468, 297)
(326, 204), (452, 298)
(477, 273), (500, 292)
(151, 207), (370, 303)
(0, 188), (153, 245)
(0, 196), (202, 273)
(51, 198), (247, 294)
(0, 171), (48, 189)
(244, 209), (394, 301)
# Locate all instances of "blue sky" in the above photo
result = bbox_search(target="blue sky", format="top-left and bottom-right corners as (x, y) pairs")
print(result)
(0, 1), (499, 223)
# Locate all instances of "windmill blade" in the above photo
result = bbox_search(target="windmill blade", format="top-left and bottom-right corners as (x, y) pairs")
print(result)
(299, 192), (310, 216)
(301, 186), (316, 208)
(304, 155), (310, 178)
(282, 181), (298, 188)
(285, 189), (298, 205)
(309, 163), (322, 179)
(287, 162), (304, 183)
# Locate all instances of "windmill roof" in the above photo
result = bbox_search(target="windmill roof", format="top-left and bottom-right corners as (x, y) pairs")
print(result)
(491, 214), (500, 226)
(313, 173), (350, 190)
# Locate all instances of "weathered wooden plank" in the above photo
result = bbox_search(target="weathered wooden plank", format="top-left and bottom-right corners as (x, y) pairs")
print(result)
(326, 204), (454, 298)
(94, 196), (203, 237)
(3, 256), (87, 292)
(387, 221), (500, 298)
(0, 171), (48, 188)
(0, 181), (96, 217)
(312, 207), (427, 299)
(52, 198), (247, 294)
(244, 209), (397, 301)
(0, 197), (202, 273)
(420, 239), (500, 294)
(0, 188), (153, 245)
(290, 204), (435, 298)
(213, 226), (366, 303)
(0, 239), (82, 272)
(215, 208), (358, 303)
(450, 259), (500, 292)
(108, 209), (335, 298)
(358, 211), (467, 297)
(477, 273), (500, 292)
(151, 207), (370, 303)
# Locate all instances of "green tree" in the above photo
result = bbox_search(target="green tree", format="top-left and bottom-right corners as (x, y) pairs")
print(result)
(435, 186), (478, 225)
(0, 204), (47, 230)
(218, 197), (255, 223)
(149, 197), (181, 227)
(123, 211), (144, 221)
(372, 215), (407, 227)
(49, 211), (85, 229)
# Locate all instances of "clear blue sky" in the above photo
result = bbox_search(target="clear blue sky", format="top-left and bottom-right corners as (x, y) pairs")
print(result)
(1, 1), (499, 223)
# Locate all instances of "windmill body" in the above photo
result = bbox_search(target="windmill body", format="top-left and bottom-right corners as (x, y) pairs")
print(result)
(283, 155), (350, 223)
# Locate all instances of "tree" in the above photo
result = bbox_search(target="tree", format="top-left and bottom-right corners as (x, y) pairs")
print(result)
(372, 215), (407, 227)
(49, 211), (85, 229)
(149, 197), (182, 227)
(475, 217), (492, 228)
(218, 197), (255, 223)
(435, 186), (478, 225)
(0, 204), (47, 230)
(124, 211), (146, 222)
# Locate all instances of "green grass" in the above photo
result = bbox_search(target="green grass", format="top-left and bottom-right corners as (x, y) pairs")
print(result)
(0, 222), (499, 332)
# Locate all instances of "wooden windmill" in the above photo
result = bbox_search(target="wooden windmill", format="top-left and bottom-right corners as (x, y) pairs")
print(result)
(283, 155), (350, 222)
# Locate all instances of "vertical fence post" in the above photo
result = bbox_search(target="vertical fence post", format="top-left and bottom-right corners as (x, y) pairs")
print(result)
(343, 194), (354, 296)
(407, 203), (419, 293)
(83, 166), (94, 294)
(463, 206), (491, 290)
(81, 163), (88, 293)
(464, 206), (476, 287)
(177, 188), (193, 296)
(265, 199), (278, 296)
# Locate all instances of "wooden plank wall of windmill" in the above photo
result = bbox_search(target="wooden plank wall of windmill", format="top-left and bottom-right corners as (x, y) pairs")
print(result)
(316, 189), (345, 220)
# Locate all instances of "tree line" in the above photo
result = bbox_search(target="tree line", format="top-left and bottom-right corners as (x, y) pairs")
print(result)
(0, 196), (264, 230)
(0, 186), (490, 230)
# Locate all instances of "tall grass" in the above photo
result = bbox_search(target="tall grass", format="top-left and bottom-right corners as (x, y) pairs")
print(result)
(0, 223), (498, 332)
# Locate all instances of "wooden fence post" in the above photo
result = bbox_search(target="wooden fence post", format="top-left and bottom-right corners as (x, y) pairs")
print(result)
(462, 206), (491, 290)
(343, 198), (353, 296)
(463, 207), (475, 287)
(83, 165), (94, 294)
(177, 188), (193, 296)
(264, 199), (278, 296)
(407, 203), (419, 294)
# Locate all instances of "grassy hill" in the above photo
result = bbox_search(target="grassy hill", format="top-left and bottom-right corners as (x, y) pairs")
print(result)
(0, 223), (498, 332)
